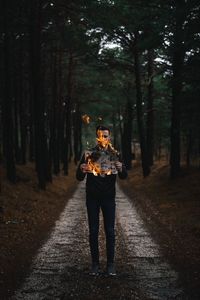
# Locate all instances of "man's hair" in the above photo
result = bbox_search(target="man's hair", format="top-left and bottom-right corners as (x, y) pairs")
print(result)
(96, 125), (110, 135)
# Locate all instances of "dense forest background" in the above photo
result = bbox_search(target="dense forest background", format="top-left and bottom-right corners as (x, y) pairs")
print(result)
(0, 0), (200, 189)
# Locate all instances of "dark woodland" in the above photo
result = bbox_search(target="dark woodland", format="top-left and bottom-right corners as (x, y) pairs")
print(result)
(0, 1), (200, 299)
(1, 0), (199, 187)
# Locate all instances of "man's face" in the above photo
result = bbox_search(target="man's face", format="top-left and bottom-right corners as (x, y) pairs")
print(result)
(97, 130), (110, 148)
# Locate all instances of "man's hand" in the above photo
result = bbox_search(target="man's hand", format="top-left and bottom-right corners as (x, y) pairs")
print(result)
(80, 163), (90, 173)
(115, 161), (122, 172)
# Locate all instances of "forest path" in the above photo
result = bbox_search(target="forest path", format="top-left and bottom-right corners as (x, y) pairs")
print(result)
(12, 182), (187, 300)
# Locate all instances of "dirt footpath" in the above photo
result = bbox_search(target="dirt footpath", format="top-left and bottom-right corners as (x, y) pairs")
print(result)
(12, 182), (187, 300)
(1, 162), (200, 299)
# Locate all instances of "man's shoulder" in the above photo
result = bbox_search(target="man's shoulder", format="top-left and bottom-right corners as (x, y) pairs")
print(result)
(89, 146), (97, 151)
(86, 146), (98, 153)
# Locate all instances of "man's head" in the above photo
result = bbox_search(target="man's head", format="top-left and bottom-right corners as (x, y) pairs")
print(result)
(96, 125), (110, 135)
(96, 125), (111, 148)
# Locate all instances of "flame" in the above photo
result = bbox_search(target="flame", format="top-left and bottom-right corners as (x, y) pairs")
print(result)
(85, 130), (119, 176)
(82, 114), (90, 124)
(96, 130), (118, 155)
(96, 130), (110, 148)
(86, 152), (118, 177)
(87, 158), (101, 176)
(86, 153), (113, 176)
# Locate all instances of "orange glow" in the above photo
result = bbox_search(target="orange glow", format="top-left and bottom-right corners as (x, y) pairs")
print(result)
(87, 158), (101, 176)
(96, 130), (118, 155)
(85, 130), (119, 176)
(96, 130), (110, 148)
(82, 114), (90, 124)
(87, 157), (114, 176)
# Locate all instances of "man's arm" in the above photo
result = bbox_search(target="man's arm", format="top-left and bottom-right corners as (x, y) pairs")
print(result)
(115, 154), (128, 179)
(76, 154), (87, 181)
(117, 161), (128, 179)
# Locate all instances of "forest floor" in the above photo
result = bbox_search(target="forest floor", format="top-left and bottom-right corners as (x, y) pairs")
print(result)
(0, 161), (200, 299)
(0, 163), (78, 299)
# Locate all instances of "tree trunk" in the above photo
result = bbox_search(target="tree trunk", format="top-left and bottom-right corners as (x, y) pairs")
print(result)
(14, 93), (21, 163)
(146, 49), (154, 167)
(112, 112), (117, 149)
(58, 48), (65, 172)
(2, 0), (16, 182)
(20, 93), (27, 165)
(29, 0), (47, 189)
(170, 1), (185, 178)
(73, 102), (82, 164)
(29, 109), (35, 161)
(186, 128), (192, 168)
(122, 99), (132, 169)
(19, 36), (27, 165)
(52, 50), (60, 175)
(63, 51), (73, 175)
(118, 106), (123, 153)
(133, 31), (150, 177)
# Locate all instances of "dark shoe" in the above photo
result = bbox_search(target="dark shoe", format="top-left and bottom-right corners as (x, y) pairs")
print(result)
(89, 263), (100, 276)
(106, 263), (116, 276)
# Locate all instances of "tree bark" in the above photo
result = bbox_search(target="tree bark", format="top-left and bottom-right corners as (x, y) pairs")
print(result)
(133, 31), (150, 177)
(122, 99), (133, 169)
(19, 36), (27, 165)
(52, 50), (60, 175)
(170, 0), (185, 178)
(2, 0), (16, 182)
(63, 51), (73, 175)
(146, 49), (154, 167)
(186, 128), (192, 168)
(14, 93), (21, 163)
(73, 102), (82, 164)
(29, 0), (47, 189)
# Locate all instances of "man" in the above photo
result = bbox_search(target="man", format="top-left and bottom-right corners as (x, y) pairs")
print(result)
(76, 125), (127, 276)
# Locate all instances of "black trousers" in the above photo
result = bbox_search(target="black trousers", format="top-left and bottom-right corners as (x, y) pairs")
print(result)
(86, 194), (116, 264)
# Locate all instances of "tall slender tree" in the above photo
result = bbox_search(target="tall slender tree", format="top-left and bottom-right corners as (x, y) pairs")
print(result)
(29, 0), (48, 189)
(170, 0), (186, 178)
(2, 0), (16, 182)
(146, 49), (154, 167)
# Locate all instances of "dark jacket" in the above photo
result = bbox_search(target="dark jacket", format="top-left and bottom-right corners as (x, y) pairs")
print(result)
(76, 145), (127, 198)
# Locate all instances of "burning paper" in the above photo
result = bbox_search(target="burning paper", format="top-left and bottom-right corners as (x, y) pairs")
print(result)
(84, 150), (118, 176)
